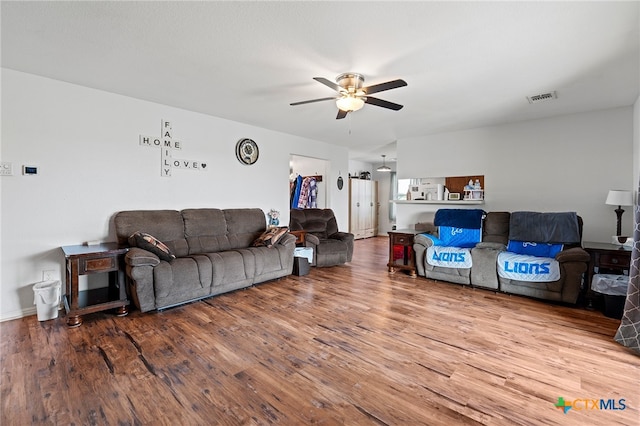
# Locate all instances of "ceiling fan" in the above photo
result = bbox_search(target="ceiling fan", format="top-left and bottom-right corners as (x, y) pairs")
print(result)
(290, 73), (407, 119)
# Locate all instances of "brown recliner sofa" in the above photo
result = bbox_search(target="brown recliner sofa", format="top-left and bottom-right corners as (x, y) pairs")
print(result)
(413, 210), (590, 304)
(289, 208), (354, 267)
(114, 208), (296, 312)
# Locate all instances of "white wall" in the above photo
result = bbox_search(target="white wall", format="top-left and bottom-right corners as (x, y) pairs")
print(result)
(634, 95), (640, 195)
(396, 107), (635, 242)
(348, 160), (372, 180)
(0, 69), (349, 320)
(372, 169), (395, 236)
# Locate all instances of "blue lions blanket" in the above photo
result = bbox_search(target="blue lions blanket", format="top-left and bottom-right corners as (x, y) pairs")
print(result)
(507, 240), (564, 258)
(439, 226), (481, 248)
(498, 252), (560, 282)
(434, 209), (485, 229)
(427, 246), (473, 268)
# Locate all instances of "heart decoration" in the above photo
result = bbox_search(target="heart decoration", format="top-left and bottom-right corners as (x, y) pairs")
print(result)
(201, 163), (207, 169)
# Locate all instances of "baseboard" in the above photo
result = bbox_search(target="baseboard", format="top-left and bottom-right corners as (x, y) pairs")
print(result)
(0, 306), (37, 322)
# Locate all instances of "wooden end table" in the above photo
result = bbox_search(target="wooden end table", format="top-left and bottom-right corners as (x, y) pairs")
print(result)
(289, 230), (307, 246)
(61, 243), (130, 327)
(582, 241), (632, 309)
(387, 229), (421, 277)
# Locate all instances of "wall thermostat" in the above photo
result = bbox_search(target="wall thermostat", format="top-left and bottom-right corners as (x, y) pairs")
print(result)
(23, 165), (38, 175)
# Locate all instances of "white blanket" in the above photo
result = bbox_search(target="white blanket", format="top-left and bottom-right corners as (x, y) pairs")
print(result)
(427, 246), (472, 269)
(498, 252), (560, 282)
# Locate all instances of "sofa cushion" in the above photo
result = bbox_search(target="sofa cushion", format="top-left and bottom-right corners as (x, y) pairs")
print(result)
(224, 208), (268, 248)
(182, 209), (230, 254)
(129, 232), (176, 262)
(482, 212), (510, 245)
(114, 210), (189, 257)
(252, 227), (289, 248)
(289, 208), (339, 237)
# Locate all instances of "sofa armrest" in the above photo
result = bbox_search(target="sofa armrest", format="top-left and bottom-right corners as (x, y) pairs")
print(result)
(305, 233), (320, 246)
(279, 233), (296, 247)
(556, 248), (590, 304)
(125, 247), (161, 267)
(331, 232), (354, 262)
(414, 233), (435, 248)
(331, 231), (354, 243)
(555, 247), (590, 263)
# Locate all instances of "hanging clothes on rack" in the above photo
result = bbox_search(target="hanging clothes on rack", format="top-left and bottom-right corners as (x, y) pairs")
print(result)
(291, 175), (303, 209)
(297, 177), (312, 208)
(308, 177), (317, 208)
(290, 175), (321, 209)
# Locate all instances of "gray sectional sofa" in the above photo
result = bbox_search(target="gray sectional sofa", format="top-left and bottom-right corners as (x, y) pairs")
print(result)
(413, 211), (590, 304)
(114, 208), (296, 312)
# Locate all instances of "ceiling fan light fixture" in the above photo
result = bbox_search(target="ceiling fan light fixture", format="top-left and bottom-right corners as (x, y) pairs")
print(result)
(377, 154), (391, 172)
(336, 96), (365, 112)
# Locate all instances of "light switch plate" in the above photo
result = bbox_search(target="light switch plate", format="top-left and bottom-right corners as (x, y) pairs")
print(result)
(0, 162), (13, 176)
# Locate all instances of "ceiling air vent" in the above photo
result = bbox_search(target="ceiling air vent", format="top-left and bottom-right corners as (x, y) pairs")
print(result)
(527, 91), (557, 104)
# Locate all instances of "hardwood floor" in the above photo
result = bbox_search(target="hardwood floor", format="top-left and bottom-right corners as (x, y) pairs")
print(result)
(1, 236), (638, 425)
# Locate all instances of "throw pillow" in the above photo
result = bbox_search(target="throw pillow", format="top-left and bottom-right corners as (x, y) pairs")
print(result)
(129, 231), (176, 262)
(253, 227), (289, 248)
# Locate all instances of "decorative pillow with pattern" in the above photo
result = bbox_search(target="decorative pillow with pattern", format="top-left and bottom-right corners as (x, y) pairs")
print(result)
(129, 231), (176, 262)
(252, 227), (289, 248)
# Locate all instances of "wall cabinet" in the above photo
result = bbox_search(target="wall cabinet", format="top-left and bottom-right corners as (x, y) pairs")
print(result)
(349, 179), (378, 239)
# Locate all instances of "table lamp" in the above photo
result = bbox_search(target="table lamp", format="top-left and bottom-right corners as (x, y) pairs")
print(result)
(605, 190), (633, 236)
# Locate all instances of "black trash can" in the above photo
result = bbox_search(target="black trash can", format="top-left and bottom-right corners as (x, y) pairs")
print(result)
(591, 274), (628, 319)
(293, 257), (310, 276)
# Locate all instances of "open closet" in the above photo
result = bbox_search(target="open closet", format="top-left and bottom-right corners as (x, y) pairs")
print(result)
(289, 155), (327, 209)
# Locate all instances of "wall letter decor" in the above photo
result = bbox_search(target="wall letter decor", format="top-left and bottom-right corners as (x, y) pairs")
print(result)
(139, 120), (207, 177)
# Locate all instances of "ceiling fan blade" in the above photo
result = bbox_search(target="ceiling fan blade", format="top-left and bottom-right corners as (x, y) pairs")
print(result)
(313, 77), (342, 92)
(363, 79), (407, 95)
(290, 97), (336, 106)
(364, 96), (404, 111)
(336, 109), (348, 120)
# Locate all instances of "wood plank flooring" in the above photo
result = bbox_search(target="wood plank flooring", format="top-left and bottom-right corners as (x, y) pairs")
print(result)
(1, 236), (639, 425)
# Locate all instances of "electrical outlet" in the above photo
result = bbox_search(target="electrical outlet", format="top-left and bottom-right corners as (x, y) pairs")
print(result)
(42, 270), (56, 281)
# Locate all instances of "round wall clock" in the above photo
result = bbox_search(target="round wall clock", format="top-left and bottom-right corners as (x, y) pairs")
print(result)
(235, 138), (259, 165)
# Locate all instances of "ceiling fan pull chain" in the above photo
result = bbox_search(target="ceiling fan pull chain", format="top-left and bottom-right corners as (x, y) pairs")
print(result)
(348, 112), (352, 135)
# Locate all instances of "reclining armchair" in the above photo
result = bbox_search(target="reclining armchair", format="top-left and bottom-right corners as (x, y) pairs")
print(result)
(289, 208), (354, 267)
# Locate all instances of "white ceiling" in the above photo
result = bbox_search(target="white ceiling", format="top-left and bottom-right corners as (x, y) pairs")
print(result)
(2, 1), (639, 163)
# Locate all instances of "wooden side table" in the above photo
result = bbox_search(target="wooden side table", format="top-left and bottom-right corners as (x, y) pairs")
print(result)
(289, 230), (307, 246)
(61, 243), (130, 327)
(583, 241), (632, 309)
(387, 229), (421, 277)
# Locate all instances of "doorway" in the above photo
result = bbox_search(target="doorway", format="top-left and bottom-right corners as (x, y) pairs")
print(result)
(289, 155), (328, 208)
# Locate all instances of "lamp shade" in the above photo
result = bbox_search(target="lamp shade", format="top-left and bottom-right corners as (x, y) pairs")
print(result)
(336, 96), (364, 112)
(605, 190), (633, 206)
(376, 155), (391, 172)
